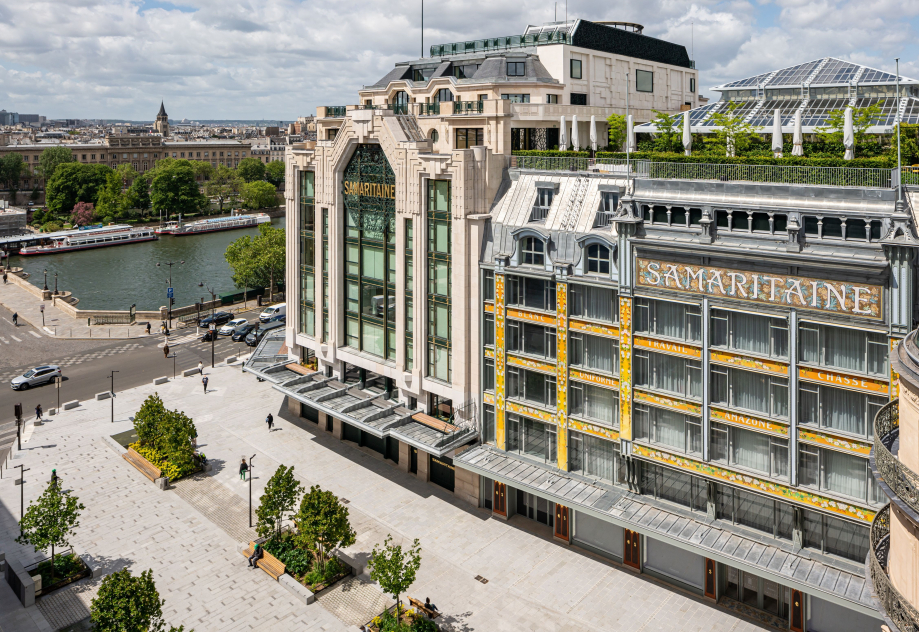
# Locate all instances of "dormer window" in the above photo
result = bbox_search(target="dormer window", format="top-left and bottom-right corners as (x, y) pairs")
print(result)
(507, 61), (525, 77)
(586, 244), (611, 274)
(531, 187), (554, 222)
(594, 191), (618, 228)
(522, 237), (545, 266)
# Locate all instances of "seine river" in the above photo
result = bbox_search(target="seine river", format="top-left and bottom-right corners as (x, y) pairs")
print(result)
(10, 216), (284, 311)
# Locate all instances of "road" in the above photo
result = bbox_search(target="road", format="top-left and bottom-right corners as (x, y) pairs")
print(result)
(0, 304), (266, 428)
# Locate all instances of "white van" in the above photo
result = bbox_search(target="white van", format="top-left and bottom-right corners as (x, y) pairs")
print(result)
(259, 303), (286, 323)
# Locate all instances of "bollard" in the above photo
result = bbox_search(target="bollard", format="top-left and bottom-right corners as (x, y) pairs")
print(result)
(63, 400), (79, 410)
(95, 391), (113, 401)
(153, 376), (169, 385)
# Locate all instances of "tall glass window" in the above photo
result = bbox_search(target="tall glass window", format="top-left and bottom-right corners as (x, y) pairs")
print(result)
(634, 404), (701, 455)
(506, 414), (557, 464)
(507, 320), (556, 359)
(322, 209), (329, 341)
(798, 444), (882, 505)
(710, 366), (789, 419)
(483, 404), (496, 444)
(634, 350), (702, 400)
(640, 462), (708, 513)
(483, 270), (494, 301)
(506, 275), (555, 311)
(711, 309), (788, 359)
(569, 284), (617, 323)
(802, 509), (870, 562)
(299, 171), (315, 337)
(570, 382), (619, 428)
(710, 422), (789, 480)
(428, 180), (452, 382)
(342, 144), (396, 358)
(569, 432), (623, 485)
(570, 332), (618, 374)
(635, 298), (701, 342)
(507, 366), (556, 408)
(798, 383), (885, 438)
(404, 219), (414, 370)
(715, 484), (794, 541)
(799, 322), (888, 376)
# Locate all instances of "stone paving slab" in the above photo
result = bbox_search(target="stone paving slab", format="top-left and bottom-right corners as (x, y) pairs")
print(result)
(315, 577), (393, 627)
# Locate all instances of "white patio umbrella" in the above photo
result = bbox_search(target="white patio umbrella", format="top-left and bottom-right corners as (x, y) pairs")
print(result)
(559, 116), (568, 151)
(792, 110), (804, 156)
(590, 115), (598, 152)
(571, 115), (580, 151)
(682, 110), (692, 156)
(843, 107), (855, 160)
(772, 109), (783, 158)
(626, 114), (635, 153)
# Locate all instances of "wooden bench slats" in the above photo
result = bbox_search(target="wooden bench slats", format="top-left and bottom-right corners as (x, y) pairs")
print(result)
(241, 541), (286, 580)
(411, 413), (459, 434)
(285, 362), (315, 376)
(408, 596), (441, 619)
(123, 447), (161, 481)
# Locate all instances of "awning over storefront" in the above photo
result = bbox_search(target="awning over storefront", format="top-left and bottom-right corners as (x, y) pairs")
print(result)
(242, 331), (292, 382)
(271, 373), (477, 457)
(455, 445), (878, 617)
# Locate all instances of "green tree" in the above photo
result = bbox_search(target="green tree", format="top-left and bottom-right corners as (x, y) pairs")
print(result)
(204, 165), (244, 213)
(241, 180), (278, 210)
(90, 568), (188, 632)
(255, 465), (303, 539)
(265, 160), (285, 187)
(133, 394), (168, 446)
(224, 234), (259, 304)
(0, 153), (27, 205)
(128, 173), (151, 214)
(190, 160), (215, 182)
(95, 170), (127, 219)
(158, 409), (197, 473)
(707, 101), (759, 156)
(648, 110), (682, 153)
(606, 113), (627, 151)
(224, 223), (286, 297)
(45, 162), (111, 214)
(368, 535), (422, 617)
(16, 477), (84, 585)
(37, 146), (76, 181)
(816, 104), (883, 153)
(150, 161), (206, 220)
(237, 157), (266, 183)
(294, 486), (356, 571)
(255, 223), (285, 297)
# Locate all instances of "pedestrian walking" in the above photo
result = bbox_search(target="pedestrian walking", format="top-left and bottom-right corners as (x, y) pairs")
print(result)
(12, 312), (17, 326)
(266, 413), (274, 431)
(2, 272), (7, 284)
(146, 322), (151, 335)
(163, 343), (170, 359)
(197, 361), (203, 375)
(239, 458), (248, 481)
(35, 404), (42, 421)
(202, 375), (209, 394)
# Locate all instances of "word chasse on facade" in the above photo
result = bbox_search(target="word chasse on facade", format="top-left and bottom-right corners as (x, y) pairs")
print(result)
(637, 259), (882, 318)
(343, 180), (396, 199)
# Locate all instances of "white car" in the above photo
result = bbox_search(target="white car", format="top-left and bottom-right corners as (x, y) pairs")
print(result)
(219, 318), (249, 335)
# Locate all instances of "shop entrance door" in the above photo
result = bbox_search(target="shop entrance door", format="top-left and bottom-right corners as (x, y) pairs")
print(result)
(493, 481), (506, 516)
(554, 505), (569, 541)
(704, 558), (717, 599)
(722, 565), (791, 626)
(624, 529), (640, 569)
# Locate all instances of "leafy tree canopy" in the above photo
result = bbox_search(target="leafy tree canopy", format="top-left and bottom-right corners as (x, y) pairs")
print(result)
(91, 568), (188, 632)
(265, 160), (285, 187)
(293, 486), (356, 571)
(606, 113), (627, 152)
(225, 223), (285, 292)
(368, 535), (422, 617)
(46, 162), (112, 214)
(16, 477), (84, 585)
(38, 146), (76, 180)
(241, 180), (278, 210)
(256, 465), (303, 539)
(150, 161), (207, 219)
(816, 104), (883, 153)
(237, 157), (266, 183)
(707, 101), (759, 157)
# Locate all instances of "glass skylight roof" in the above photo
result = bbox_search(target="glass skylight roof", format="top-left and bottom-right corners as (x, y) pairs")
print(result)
(768, 60), (822, 86)
(720, 72), (772, 89)
(860, 68), (901, 84)
(809, 59), (860, 85)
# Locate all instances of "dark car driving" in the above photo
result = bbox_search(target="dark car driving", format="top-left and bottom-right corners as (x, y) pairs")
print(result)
(198, 311), (233, 327)
(245, 320), (284, 346)
(231, 323), (257, 341)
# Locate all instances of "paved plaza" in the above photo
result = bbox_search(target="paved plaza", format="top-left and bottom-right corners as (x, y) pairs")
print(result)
(0, 362), (770, 632)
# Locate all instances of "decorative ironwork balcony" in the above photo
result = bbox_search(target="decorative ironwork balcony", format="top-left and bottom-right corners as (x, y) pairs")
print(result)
(874, 399), (919, 515)
(869, 504), (919, 632)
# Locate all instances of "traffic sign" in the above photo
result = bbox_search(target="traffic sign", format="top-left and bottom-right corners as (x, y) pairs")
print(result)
(167, 287), (174, 299)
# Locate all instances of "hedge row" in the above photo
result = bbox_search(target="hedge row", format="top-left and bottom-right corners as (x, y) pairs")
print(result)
(512, 150), (897, 169)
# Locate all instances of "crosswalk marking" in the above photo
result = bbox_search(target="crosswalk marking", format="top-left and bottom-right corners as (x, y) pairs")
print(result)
(29, 331), (41, 338)
(158, 333), (200, 347)
(10, 335), (21, 342)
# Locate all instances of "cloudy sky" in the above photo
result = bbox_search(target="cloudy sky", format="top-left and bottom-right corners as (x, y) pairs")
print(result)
(0, 0), (917, 121)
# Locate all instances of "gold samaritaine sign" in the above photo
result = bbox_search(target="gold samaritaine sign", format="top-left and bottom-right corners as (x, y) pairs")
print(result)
(343, 181), (396, 199)
(636, 258), (882, 320)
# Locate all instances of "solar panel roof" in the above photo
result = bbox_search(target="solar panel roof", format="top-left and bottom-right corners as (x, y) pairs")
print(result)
(767, 60), (822, 86)
(808, 59), (860, 84)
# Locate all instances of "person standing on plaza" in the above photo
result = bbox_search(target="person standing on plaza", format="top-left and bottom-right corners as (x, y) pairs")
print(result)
(2, 271), (7, 284)
(146, 322), (151, 335)
(197, 361), (203, 375)
(202, 375), (209, 394)
(163, 342), (170, 359)
(266, 413), (273, 431)
(12, 312), (17, 326)
(239, 458), (248, 481)
(35, 404), (42, 421)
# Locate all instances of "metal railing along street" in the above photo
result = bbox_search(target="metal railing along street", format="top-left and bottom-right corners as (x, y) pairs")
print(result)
(512, 156), (896, 188)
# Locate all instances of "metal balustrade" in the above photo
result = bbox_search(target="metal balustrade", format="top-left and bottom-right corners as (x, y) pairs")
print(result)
(869, 504), (919, 632)
(874, 400), (919, 516)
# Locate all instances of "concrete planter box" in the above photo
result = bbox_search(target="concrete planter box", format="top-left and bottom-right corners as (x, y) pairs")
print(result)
(182, 368), (201, 377)
(62, 400), (80, 410)
(95, 391), (113, 401)
(153, 376), (169, 385)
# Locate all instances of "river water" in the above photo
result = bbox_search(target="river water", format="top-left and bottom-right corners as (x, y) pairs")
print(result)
(9, 216), (285, 311)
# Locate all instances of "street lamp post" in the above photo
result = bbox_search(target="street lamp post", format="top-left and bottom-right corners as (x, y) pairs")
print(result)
(248, 454), (256, 527)
(53, 272), (58, 296)
(43, 268), (48, 291)
(157, 261), (184, 328)
(173, 349), (177, 380)
(109, 370), (118, 423)
(209, 323), (216, 368)
(40, 304), (45, 327)
(14, 403), (22, 450)
(16, 464), (29, 536)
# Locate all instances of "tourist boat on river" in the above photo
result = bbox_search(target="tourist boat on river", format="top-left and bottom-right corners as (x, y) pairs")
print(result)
(155, 212), (271, 236)
(18, 225), (158, 255)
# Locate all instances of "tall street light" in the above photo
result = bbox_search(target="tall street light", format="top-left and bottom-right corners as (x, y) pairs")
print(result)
(248, 454), (256, 527)
(53, 272), (58, 296)
(209, 323), (216, 368)
(157, 261), (184, 327)
(43, 268), (48, 291)
(109, 370), (118, 423)
(16, 464), (29, 536)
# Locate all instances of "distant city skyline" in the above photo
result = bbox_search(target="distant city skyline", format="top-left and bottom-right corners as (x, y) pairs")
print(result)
(0, 0), (917, 120)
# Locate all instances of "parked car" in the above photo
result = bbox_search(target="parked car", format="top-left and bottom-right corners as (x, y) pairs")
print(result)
(11, 365), (62, 390)
(201, 329), (218, 342)
(245, 320), (284, 346)
(219, 318), (248, 335)
(231, 323), (257, 341)
(198, 311), (233, 327)
(259, 303), (286, 323)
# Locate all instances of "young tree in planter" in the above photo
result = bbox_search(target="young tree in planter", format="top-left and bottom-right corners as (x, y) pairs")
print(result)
(294, 485), (356, 572)
(90, 567), (188, 632)
(368, 535), (422, 618)
(16, 477), (84, 585)
(256, 465), (303, 540)
(134, 394), (168, 447)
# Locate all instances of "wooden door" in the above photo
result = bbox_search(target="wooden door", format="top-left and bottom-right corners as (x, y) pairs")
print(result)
(790, 589), (804, 632)
(554, 504), (569, 541)
(704, 559), (716, 599)
(493, 481), (507, 516)
(624, 529), (641, 569)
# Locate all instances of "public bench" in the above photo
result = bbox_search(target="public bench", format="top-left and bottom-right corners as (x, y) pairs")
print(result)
(411, 413), (459, 434)
(408, 596), (441, 619)
(241, 541), (286, 580)
(123, 447), (161, 482)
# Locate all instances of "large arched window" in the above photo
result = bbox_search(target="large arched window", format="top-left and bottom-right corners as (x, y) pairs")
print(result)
(586, 243), (611, 274)
(522, 237), (545, 266)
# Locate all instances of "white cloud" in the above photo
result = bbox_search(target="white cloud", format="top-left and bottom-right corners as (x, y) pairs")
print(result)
(0, 0), (916, 119)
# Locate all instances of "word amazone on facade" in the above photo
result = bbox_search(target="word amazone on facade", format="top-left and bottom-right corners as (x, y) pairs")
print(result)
(258, 20), (919, 632)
